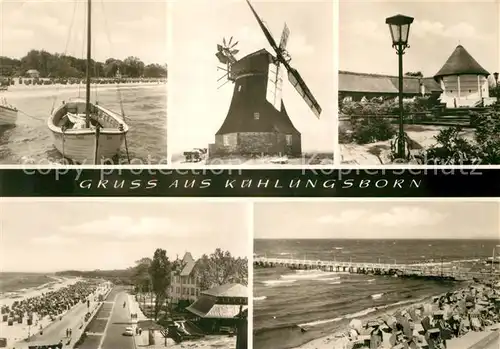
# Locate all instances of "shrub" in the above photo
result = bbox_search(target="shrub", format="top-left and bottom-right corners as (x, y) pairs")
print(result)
(340, 97), (431, 118)
(419, 109), (500, 164)
(339, 124), (353, 144)
(351, 117), (396, 144)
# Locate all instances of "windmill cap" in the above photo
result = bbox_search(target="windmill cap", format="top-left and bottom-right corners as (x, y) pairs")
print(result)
(434, 45), (490, 79)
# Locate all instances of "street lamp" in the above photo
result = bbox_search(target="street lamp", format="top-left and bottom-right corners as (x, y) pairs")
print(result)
(386, 14), (414, 160)
(494, 72), (499, 102)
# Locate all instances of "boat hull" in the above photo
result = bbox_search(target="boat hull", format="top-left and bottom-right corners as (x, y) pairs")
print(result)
(48, 99), (129, 164)
(0, 105), (18, 126)
(49, 129), (127, 164)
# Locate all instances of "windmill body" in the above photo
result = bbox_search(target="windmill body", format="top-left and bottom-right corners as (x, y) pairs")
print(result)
(213, 49), (302, 156)
(209, 0), (321, 158)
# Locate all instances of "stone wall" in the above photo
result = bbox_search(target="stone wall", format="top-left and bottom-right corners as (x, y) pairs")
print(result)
(210, 132), (301, 157)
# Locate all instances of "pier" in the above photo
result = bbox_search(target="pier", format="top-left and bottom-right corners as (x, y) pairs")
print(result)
(254, 257), (500, 281)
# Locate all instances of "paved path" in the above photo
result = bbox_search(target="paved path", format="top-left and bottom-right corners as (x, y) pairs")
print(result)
(100, 288), (135, 349)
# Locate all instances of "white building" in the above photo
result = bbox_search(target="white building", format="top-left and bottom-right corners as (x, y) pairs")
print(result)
(434, 45), (494, 108)
(170, 252), (201, 305)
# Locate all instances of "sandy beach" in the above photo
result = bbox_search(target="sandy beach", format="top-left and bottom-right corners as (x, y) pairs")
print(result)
(291, 280), (500, 349)
(0, 276), (79, 309)
(2, 81), (165, 101)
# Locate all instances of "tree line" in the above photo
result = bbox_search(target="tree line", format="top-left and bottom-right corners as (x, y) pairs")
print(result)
(0, 49), (167, 79)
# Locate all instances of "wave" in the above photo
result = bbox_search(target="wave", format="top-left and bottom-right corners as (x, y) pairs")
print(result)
(262, 279), (297, 286)
(299, 316), (343, 327)
(371, 293), (384, 299)
(282, 271), (340, 280)
(254, 296), (267, 301)
(297, 297), (427, 330)
(279, 252), (291, 255)
(329, 281), (342, 285)
(313, 276), (341, 281)
(367, 279), (375, 282)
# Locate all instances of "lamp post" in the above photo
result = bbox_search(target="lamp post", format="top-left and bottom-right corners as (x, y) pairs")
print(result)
(494, 72), (499, 102)
(386, 14), (414, 160)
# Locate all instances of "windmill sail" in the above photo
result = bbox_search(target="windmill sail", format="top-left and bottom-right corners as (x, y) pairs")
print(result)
(246, 0), (322, 118)
(279, 23), (290, 50)
(266, 62), (284, 111)
(266, 23), (289, 111)
(245, 0), (280, 52)
(287, 67), (322, 118)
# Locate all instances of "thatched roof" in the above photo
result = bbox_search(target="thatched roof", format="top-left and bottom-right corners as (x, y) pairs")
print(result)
(187, 296), (247, 319)
(339, 71), (441, 95)
(201, 283), (248, 298)
(434, 45), (489, 79)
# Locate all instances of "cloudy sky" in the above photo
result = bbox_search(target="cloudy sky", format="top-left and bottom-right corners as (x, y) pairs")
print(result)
(0, 200), (249, 272)
(255, 200), (500, 239)
(169, 0), (335, 153)
(340, 0), (499, 77)
(0, 0), (167, 64)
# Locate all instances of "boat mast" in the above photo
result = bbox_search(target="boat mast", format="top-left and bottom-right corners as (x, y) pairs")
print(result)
(85, 0), (92, 128)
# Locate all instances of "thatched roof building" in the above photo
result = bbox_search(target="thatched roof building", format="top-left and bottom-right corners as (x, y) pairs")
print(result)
(186, 283), (248, 319)
(433, 45), (493, 108)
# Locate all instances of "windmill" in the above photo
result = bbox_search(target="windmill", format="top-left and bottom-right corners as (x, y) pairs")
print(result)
(211, 0), (322, 158)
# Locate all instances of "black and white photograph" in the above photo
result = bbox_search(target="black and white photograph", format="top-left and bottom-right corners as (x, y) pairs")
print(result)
(0, 199), (249, 349)
(0, 0), (168, 165)
(169, 0), (335, 166)
(253, 200), (500, 349)
(338, 0), (499, 165)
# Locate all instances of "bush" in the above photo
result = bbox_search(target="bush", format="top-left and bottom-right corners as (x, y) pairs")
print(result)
(351, 117), (396, 144)
(340, 97), (431, 118)
(419, 110), (500, 164)
(339, 128), (353, 144)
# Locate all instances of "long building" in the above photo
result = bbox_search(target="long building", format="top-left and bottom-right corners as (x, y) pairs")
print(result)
(339, 45), (497, 108)
(339, 71), (442, 102)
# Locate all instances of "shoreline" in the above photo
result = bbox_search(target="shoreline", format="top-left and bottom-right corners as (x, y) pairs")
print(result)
(289, 279), (499, 349)
(0, 277), (79, 308)
(2, 82), (165, 100)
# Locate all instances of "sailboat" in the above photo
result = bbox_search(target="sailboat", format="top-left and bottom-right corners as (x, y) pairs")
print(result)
(47, 0), (129, 164)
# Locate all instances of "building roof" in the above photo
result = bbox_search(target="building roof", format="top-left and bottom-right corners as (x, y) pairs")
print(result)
(179, 252), (196, 276)
(201, 283), (248, 298)
(186, 296), (247, 319)
(339, 71), (441, 95)
(434, 45), (489, 79)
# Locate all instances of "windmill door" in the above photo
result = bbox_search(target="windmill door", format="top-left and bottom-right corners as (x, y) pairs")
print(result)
(285, 134), (293, 155)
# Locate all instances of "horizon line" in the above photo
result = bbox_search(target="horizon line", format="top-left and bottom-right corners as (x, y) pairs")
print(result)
(254, 237), (500, 240)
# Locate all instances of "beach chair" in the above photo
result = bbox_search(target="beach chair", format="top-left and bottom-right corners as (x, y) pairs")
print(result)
(352, 334), (370, 348)
(469, 313), (482, 331)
